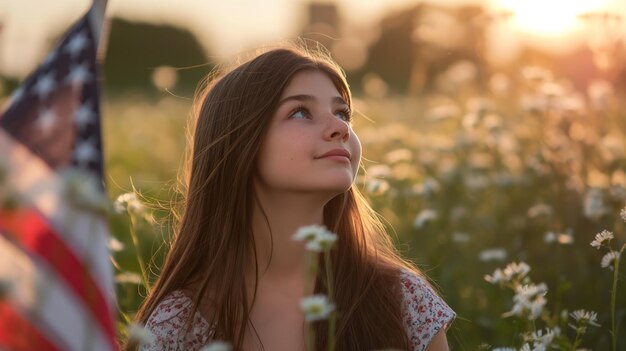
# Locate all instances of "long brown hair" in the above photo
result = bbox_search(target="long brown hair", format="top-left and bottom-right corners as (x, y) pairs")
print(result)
(134, 41), (425, 350)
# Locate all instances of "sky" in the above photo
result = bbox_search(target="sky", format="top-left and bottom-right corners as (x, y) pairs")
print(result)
(1, 0), (625, 78)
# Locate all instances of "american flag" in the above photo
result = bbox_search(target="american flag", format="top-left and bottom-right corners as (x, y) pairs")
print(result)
(0, 2), (117, 351)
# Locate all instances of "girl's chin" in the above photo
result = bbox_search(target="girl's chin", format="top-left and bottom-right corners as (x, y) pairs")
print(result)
(262, 174), (355, 194)
(293, 182), (353, 197)
(318, 182), (354, 195)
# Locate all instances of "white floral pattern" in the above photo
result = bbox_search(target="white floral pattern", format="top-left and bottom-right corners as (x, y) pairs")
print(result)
(142, 270), (455, 351)
(140, 290), (216, 351)
(399, 269), (456, 351)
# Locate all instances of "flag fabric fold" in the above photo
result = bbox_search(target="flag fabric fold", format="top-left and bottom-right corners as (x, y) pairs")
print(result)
(0, 2), (117, 350)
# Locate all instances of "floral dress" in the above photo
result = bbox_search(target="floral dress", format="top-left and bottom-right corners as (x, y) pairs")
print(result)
(141, 269), (455, 351)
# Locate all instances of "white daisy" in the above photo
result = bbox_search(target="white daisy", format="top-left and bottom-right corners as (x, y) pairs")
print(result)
(546, 230), (574, 245)
(114, 192), (154, 223)
(300, 294), (335, 322)
(544, 231), (557, 244)
(485, 261), (531, 285)
(293, 225), (338, 252)
(484, 268), (504, 284)
(601, 251), (620, 269)
(127, 322), (155, 345)
(366, 178), (390, 195)
(505, 283), (548, 320)
(525, 327), (560, 347)
(292, 224), (328, 242)
(201, 341), (232, 351)
(416, 177), (441, 197)
(590, 230), (613, 249)
(583, 188), (608, 220)
(528, 294), (547, 320)
(620, 206), (626, 222)
(115, 192), (145, 214)
(502, 262), (531, 281)
(314, 230), (337, 251)
(108, 237), (125, 252)
(570, 309), (600, 327)
(413, 209), (438, 229)
(452, 232), (470, 244)
(479, 248), (507, 262)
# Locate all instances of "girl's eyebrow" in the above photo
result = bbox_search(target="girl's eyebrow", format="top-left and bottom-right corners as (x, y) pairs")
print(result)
(277, 94), (348, 108)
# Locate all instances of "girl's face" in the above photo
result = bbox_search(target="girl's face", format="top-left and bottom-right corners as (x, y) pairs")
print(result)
(255, 70), (361, 197)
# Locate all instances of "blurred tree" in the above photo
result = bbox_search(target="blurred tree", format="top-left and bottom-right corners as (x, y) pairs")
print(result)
(364, 7), (416, 95)
(103, 18), (211, 95)
(300, 2), (341, 52)
(365, 3), (488, 95)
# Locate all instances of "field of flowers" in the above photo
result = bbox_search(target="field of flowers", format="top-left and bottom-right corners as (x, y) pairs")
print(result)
(104, 63), (626, 350)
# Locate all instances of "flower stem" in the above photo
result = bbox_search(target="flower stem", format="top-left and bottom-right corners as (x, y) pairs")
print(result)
(307, 327), (316, 351)
(610, 243), (625, 351)
(305, 252), (319, 297)
(611, 258), (617, 351)
(324, 250), (336, 351)
(128, 216), (150, 290)
(572, 328), (582, 349)
(324, 251), (334, 303)
(305, 253), (319, 351)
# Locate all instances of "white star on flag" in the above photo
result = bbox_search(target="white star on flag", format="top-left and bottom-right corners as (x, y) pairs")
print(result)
(66, 62), (93, 86)
(74, 138), (99, 165)
(35, 108), (57, 133)
(65, 31), (89, 58)
(33, 72), (56, 100)
(75, 101), (96, 129)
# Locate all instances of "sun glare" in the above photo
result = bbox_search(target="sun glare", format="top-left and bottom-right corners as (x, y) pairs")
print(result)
(497, 0), (607, 37)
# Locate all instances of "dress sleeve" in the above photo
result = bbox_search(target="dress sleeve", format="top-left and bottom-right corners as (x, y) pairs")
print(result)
(400, 269), (455, 351)
(140, 290), (213, 351)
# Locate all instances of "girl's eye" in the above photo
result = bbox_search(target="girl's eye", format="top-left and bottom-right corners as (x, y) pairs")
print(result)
(288, 105), (352, 122)
(336, 108), (352, 122)
(289, 106), (309, 119)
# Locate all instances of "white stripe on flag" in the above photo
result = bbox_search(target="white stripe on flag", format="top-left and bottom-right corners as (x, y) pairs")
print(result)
(0, 236), (112, 351)
(88, 0), (109, 50)
(0, 129), (115, 310)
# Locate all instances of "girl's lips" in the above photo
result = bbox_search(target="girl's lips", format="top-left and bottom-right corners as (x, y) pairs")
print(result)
(316, 148), (351, 160)
(318, 155), (351, 163)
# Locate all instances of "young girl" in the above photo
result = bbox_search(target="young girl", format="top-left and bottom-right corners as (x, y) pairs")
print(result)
(133, 42), (455, 351)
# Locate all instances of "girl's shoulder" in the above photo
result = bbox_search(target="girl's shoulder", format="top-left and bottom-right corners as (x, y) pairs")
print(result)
(141, 290), (216, 351)
(398, 268), (455, 351)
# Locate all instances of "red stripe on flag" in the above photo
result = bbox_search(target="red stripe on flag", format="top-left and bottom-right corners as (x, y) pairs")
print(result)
(0, 208), (117, 349)
(0, 301), (61, 351)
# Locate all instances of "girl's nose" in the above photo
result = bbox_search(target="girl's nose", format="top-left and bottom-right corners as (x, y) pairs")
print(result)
(324, 114), (350, 142)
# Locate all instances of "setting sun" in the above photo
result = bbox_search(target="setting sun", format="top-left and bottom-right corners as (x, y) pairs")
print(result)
(497, 0), (607, 36)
